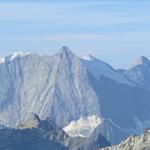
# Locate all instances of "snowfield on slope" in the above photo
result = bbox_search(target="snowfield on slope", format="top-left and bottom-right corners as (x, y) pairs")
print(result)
(63, 115), (102, 137)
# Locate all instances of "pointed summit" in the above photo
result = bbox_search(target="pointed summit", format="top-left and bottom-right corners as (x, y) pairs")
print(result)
(59, 46), (73, 55)
(57, 46), (78, 61)
(139, 56), (149, 64)
(130, 56), (150, 68)
(61, 46), (70, 51)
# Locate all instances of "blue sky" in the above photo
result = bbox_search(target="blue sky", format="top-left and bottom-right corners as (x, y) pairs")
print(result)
(0, 0), (150, 68)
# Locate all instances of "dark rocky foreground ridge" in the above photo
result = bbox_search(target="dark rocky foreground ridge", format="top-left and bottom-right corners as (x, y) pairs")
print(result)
(0, 115), (110, 150)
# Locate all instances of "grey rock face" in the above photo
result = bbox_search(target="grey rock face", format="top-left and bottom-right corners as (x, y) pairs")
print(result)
(0, 48), (150, 146)
(0, 47), (100, 127)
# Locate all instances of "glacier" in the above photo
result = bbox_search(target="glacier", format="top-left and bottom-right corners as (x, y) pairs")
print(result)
(82, 55), (134, 86)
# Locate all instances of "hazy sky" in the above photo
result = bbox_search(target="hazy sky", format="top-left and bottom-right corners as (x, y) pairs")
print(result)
(0, 0), (150, 68)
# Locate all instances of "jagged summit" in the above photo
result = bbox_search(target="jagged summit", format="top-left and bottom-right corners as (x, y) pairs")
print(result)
(56, 46), (78, 61)
(17, 114), (60, 131)
(17, 114), (41, 129)
(140, 56), (149, 63)
(136, 56), (149, 65)
(83, 54), (97, 61)
(60, 46), (70, 52)
(125, 56), (150, 89)
(129, 56), (150, 69)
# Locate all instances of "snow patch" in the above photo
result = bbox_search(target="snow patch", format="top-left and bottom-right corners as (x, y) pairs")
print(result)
(63, 115), (102, 138)
(0, 51), (31, 64)
(82, 54), (96, 61)
(0, 57), (5, 64)
(8, 52), (31, 61)
(82, 58), (135, 86)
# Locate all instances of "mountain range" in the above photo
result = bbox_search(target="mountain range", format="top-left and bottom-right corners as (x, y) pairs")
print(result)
(0, 46), (150, 148)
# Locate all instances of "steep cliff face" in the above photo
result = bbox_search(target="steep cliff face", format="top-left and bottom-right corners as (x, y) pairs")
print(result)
(0, 47), (101, 127)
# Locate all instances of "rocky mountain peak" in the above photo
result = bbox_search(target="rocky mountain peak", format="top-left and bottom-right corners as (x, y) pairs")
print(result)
(130, 56), (150, 69)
